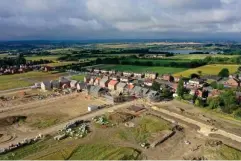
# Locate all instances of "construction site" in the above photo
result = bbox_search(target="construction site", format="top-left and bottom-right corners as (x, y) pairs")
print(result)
(0, 85), (241, 160)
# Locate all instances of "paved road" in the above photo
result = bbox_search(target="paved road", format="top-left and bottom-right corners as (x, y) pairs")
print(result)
(0, 101), (134, 148)
(151, 106), (241, 143)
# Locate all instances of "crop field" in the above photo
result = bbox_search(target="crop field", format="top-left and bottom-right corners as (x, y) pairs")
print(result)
(47, 48), (79, 54)
(97, 64), (187, 75)
(25, 55), (62, 61)
(173, 64), (239, 77)
(43, 61), (78, 67)
(0, 71), (66, 90)
(171, 54), (239, 60)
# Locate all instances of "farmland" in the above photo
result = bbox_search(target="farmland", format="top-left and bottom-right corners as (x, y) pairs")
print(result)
(170, 54), (239, 60)
(42, 61), (78, 67)
(173, 64), (239, 77)
(96, 64), (187, 75)
(25, 55), (62, 61)
(0, 71), (66, 90)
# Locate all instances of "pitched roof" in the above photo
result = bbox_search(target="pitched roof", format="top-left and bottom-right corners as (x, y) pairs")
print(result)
(117, 82), (127, 89)
(100, 76), (109, 83)
(108, 80), (118, 86)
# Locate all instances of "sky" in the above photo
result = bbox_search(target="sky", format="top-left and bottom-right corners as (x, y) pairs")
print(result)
(0, 0), (241, 40)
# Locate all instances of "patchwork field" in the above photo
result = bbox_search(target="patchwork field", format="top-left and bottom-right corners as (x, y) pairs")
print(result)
(0, 71), (66, 90)
(97, 64), (187, 75)
(173, 64), (239, 77)
(43, 61), (78, 67)
(25, 55), (62, 61)
(170, 54), (238, 60)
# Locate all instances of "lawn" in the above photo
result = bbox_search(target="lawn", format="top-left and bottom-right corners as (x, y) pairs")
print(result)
(0, 71), (66, 90)
(173, 64), (239, 77)
(71, 74), (85, 81)
(97, 64), (187, 75)
(128, 58), (190, 66)
(25, 55), (62, 61)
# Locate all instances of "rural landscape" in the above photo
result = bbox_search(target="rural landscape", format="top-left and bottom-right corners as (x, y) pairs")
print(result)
(1, 0), (241, 160)
(1, 40), (241, 160)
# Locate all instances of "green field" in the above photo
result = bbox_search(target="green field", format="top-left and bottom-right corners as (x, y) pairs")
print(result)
(71, 74), (85, 81)
(0, 71), (66, 90)
(173, 64), (239, 77)
(25, 55), (62, 61)
(170, 54), (238, 60)
(128, 58), (189, 65)
(97, 64), (187, 75)
(43, 61), (78, 67)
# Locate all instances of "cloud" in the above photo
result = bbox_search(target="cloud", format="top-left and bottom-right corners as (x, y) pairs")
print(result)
(0, 0), (241, 40)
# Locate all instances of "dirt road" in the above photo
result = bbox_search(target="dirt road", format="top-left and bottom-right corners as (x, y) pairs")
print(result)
(151, 106), (241, 143)
(0, 101), (134, 148)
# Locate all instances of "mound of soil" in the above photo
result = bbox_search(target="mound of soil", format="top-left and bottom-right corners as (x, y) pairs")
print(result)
(108, 112), (135, 123)
(0, 116), (27, 127)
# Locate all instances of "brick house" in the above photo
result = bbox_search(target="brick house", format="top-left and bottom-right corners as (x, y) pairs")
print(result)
(108, 80), (119, 90)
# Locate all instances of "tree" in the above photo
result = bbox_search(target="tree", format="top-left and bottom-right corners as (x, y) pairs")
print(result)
(177, 79), (185, 97)
(151, 81), (160, 91)
(195, 98), (204, 107)
(197, 70), (202, 76)
(220, 90), (237, 113)
(210, 81), (218, 89)
(207, 97), (221, 109)
(190, 73), (200, 79)
(15, 53), (26, 66)
(218, 68), (229, 77)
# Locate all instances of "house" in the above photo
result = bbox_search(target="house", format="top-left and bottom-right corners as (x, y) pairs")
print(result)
(51, 80), (60, 89)
(89, 76), (96, 85)
(111, 75), (120, 81)
(126, 84), (135, 92)
(132, 79), (144, 86)
(70, 80), (78, 89)
(43, 66), (52, 72)
(41, 81), (52, 91)
(174, 76), (181, 82)
(208, 89), (221, 97)
(87, 85), (104, 97)
(108, 80), (119, 90)
(133, 73), (144, 78)
(94, 77), (101, 86)
(162, 74), (174, 82)
(99, 76), (109, 88)
(120, 76), (131, 83)
(169, 83), (178, 92)
(109, 70), (116, 75)
(101, 69), (108, 74)
(145, 72), (157, 80)
(59, 77), (70, 88)
(93, 68), (100, 73)
(116, 82), (127, 93)
(224, 78), (240, 88)
(116, 71), (123, 77)
(86, 68), (93, 73)
(147, 90), (160, 102)
(77, 82), (87, 91)
(123, 71), (133, 77)
(84, 75), (91, 83)
(144, 79), (153, 87)
(131, 86), (143, 97)
(188, 78), (205, 87)
(141, 88), (150, 97)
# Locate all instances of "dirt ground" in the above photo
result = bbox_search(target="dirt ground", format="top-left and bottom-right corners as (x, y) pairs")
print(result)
(0, 92), (106, 145)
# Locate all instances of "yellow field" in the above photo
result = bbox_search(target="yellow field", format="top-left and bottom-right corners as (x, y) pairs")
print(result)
(173, 64), (239, 77)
